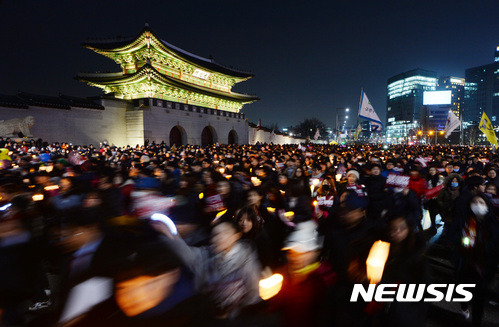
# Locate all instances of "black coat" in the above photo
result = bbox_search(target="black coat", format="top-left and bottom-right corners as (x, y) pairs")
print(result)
(0, 233), (41, 305)
(364, 175), (387, 220)
(380, 234), (430, 327)
(384, 189), (421, 227)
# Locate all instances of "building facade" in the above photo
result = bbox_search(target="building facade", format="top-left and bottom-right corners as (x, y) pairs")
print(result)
(437, 76), (465, 119)
(386, 69), (437, 142)
(463, 47), (499, 126)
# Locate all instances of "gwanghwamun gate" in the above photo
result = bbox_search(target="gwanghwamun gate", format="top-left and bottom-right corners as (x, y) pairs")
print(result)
(0, 25), (302, 146)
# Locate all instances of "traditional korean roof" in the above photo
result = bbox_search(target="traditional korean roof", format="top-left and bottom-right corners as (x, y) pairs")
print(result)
(82, 25), (254, 79)
(59, 94), (105, 110)
(0, 94), (29, 109)
(77, 63), (259, 103)
(18, 92), (71, 109)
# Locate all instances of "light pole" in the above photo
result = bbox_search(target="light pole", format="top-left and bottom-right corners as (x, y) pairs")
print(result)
(428, 130), (434, 145)
(336, 108), (349, 142)
(438, 130), (444, 145)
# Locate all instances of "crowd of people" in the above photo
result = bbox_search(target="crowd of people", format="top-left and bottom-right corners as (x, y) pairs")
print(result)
(0, 137), (498, 327)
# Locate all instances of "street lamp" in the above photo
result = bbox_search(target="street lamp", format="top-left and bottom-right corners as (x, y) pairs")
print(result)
(335, 108), (350, 142)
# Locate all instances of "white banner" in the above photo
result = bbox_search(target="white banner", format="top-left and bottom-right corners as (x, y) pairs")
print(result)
(314, 128), (320, 140)
(359, 91), (383, 129)
(444, 111), (461, 138)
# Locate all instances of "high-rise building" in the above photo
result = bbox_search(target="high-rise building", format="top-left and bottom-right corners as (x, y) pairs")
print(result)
(463, 47), (499, 126)
(386, 69), (437, 141)
(437, 76), (465, 119)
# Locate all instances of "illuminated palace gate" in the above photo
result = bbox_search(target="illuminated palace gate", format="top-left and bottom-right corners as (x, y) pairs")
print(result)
(77, 24), (258, 146)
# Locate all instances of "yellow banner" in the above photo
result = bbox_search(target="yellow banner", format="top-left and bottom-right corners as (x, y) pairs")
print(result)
(479, 112), (498, 147)
(354, 124), (361, 139)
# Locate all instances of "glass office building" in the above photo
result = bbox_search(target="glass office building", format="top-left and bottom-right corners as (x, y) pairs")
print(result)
(386, 69), (437, 141)
(463, 47), (499, 126)
(437, 76), (465, 119)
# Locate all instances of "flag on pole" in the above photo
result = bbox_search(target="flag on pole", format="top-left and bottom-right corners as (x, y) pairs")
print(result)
(359, 91), (383, 130)
(479, 112), (498, 147)
(257, 119), (261, 131)
(314, 128), (320, 140)
(354, 124), (362, 139)
(444, 111), (461, 138)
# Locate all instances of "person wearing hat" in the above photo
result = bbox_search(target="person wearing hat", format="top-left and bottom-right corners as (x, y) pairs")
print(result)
(267, 221), (335, 327)
(338, 169), (367, 198)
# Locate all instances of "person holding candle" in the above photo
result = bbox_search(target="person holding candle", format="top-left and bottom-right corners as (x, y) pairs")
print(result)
(378, 215), (430, 327)
(267, 221), (336, 327)
(450, 194), (499, 326)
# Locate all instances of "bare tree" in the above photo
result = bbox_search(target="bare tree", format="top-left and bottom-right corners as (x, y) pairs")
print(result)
(291, 118), (328, 139)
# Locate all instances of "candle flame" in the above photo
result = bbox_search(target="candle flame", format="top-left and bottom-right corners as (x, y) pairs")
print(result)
(32, 194), (44, 201)
(366, 240), (390, 284)
(259, 274), (283, 300)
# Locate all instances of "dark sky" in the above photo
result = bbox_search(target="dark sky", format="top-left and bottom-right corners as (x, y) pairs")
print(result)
(1, 1), (498, 129)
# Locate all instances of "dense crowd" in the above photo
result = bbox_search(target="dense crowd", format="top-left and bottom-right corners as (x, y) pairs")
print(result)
(0, 137), (498, 327)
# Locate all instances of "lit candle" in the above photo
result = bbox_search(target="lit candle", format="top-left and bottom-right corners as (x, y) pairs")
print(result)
(259, 273), (284, 300)
(366, 240), (390, 284)
(251, 177), (261, 186)
(215, 209), (227, 220)
(32, 194), (44, 201)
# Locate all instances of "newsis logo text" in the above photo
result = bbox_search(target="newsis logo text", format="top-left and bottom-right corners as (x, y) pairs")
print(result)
(350, 284), (475, 302)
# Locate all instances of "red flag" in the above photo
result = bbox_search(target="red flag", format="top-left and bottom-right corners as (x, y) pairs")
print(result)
(424, 184), (443, 200)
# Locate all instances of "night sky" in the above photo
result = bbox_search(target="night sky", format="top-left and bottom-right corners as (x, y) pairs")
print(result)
(1, 1), (498, 129)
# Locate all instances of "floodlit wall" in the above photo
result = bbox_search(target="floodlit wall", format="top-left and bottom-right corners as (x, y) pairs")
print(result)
(0, 99), (313, 146)
(0, 98), (129, 146)
(248, 127), (305, 144)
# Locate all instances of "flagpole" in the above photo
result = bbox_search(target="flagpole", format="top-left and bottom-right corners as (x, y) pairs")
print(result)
(460, 120), (463, 145)
(357, 88), (362, 141)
